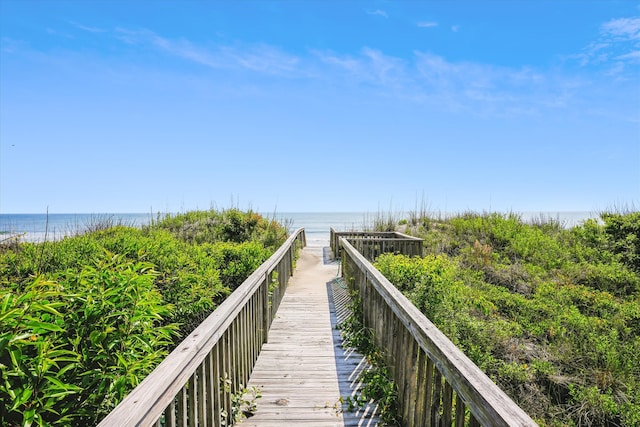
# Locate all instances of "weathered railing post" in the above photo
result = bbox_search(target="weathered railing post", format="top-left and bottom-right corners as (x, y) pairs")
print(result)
(263, 271), (270, 344)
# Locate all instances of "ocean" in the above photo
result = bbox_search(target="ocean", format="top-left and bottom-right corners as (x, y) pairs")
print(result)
(0, 211), (597, 245)
(0, 212), (373, 245)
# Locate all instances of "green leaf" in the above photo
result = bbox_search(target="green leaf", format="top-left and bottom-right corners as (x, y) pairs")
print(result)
(30, 303), (63, 317)
(8, 346), (23, 368)
(0, 307), (21, 323)
(10, 386), (33, 411)
(24, 320), (64, 333)
(23, 407), (36, 427)
(89, 330), (106, 345)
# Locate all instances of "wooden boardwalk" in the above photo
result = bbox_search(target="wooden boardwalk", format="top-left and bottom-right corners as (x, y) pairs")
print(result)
(243, 245), (380, 426)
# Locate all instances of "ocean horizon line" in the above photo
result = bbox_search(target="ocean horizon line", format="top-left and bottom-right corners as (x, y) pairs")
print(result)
(1, 211), (603, 244)
(0, 209), (603, 216)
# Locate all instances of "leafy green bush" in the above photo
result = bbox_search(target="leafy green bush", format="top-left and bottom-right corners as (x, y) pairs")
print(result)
(376, 211), (640, 426)
(0, 257), (176, 426)
(153, 208), (288, 249)
(0, 209), (289, 426)
(602, 212), (640, 273)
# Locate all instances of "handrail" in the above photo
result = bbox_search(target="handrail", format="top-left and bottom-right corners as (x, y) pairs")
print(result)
(98, 228), (306, 427)
(330, 227), (423, 259)
(339, 237), (537, 427)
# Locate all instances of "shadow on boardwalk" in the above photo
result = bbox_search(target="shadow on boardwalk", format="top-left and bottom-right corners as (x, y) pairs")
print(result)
(327, 248), (382, 427)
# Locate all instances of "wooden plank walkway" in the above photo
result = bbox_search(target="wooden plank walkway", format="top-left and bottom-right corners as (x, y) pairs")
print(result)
(243, 245), (380, 426)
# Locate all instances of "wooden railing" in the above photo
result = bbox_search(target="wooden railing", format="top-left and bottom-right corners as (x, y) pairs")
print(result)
(339, 237), (537, 427)
(330, 227), (423, 260)
(97, 229), (306, 427)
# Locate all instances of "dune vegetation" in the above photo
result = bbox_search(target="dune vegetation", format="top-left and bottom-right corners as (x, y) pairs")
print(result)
(373, 210), (640, 426)
(0, 209), (288, 427)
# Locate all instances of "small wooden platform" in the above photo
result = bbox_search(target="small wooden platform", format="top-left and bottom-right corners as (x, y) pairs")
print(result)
(243, 246), (380, 426)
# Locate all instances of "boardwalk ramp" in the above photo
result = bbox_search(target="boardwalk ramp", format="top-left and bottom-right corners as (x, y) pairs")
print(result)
(244, 245), (380, 426)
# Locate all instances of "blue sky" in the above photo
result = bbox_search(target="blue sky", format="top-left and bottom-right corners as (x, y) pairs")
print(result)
(1, 1), (638, 214)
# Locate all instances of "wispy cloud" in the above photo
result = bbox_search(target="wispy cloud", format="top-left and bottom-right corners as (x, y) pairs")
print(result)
(451, 25), (460, 33)
(315, 47), (407, 89)
(417, 22), (438, 28)
(314, 46), (567, 116)
(413, 51), (541, 109)
(46, 28), (74, 39)
(576, 16), (640, 74)
(601, 17), (640, 40)
(366, 9), (388, 18)
(69, 21), (106, 33)
(616, 51), (640, 62)
(113, 28), (301, 76)
(1, 37), (27, 54)
(18, 23), (625, 120)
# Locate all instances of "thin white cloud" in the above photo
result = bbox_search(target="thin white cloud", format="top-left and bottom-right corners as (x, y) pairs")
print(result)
(577, 16), (640, 72)
(46, 28), (74, 39)
(314, 47), (570, 117)
(113, 28), (302, 77)
(1, 37), (27, 54)
(616, 51), (640, 62)
(451, 25), (460, 33)
(417, 22), (438, 28)
(223, 44), (300, 74)
(27, 25), (618, 120)
(412, 51), (568, 115)
(69, 21), (106, 33)
(315, 47), (407, 89)
(601, 17), (640, 40)
(366, 10), (388, 18)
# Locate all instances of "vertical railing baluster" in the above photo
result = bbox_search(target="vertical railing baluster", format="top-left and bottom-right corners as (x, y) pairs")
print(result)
(167, 398), (177, 427)
(177, 385), (187, 427)
(455, 392), (466, 427)
(430, 370), (443, 426)
(197, 363), (206, 427)
(441, 381), (454, 426)
(414, 349), (428, 427)
(212, 344), (221, 425)
(405, 339), (419, 424)
(262, 272), (270, 344)
(425, 358), (434, 426)
(188, 373), (197, 426)
(205, 350), (214, 426)
(222, 330), (232, 424)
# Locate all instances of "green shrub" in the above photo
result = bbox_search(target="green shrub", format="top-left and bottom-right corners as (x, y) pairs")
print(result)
(0, 208), (289, 426)
(378, 211), (640, 426)
(206, 242), (271, 290)
(602, 212), (640, 273)
(0, 257), (177, 426)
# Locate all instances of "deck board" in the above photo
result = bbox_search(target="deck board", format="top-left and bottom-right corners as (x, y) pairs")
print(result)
(244, 245), (380, 426)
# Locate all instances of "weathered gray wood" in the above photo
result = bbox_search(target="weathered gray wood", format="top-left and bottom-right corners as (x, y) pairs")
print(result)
(431, 370), (443, 426)
(246, 246), (380, 426)
(197, 364), (206, 427)
(330, 228), (423, 259)
(425, 357), (434, 427)
(166, 398), (176, 427)
(339, 237), (538, 427)
(455, 393), (467, 427)
(177, 386), (187, 427)
(246, 246), (340, 424)
(442, 381), (454, 427)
